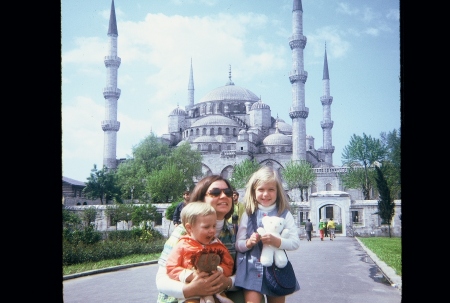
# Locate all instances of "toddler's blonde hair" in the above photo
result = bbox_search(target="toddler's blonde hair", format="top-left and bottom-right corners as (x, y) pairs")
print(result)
(181, 201), (216, 228)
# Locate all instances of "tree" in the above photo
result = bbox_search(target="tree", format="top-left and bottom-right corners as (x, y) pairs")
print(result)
(146, 162), (187, 202)
(62, 209), (82, 230)
(83, 164), (121, 204)
(380, 128), (401, 199)
(82, 206), (98, 228)
(374, 165), (395, 237)
(169, 141), (203, 191)
(115, 134), (203, 202)
(131, 203), (161, 230)
(115, 134), (171, 201)
(341, 133), (387, 199)
(114, 203), (135, 230)
(229, 159), (261, 190)
(281, 160), (316, 201)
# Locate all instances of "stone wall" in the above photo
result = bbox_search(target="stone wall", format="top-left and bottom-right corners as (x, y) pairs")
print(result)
(63, 199), (401, 238)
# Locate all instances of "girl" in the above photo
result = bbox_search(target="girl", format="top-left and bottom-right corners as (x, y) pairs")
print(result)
(235, 166), (300, 303)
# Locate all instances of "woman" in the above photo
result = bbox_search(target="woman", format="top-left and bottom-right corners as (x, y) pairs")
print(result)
(156, 175), (253, 303)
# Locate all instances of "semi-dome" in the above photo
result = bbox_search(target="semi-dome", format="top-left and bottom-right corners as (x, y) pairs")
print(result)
(193, 136), (218, 143)
(199, 83), (259, 103)
(251, 100), (270, 110)
(169, 106), (186, 116)
(215, 135), (231, 143)
(263, 132), (291, 145)
(277, 120), (292, 133)
(190, 115), (240, 127)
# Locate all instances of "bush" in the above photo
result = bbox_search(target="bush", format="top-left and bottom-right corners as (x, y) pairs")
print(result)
(105, 226), (164, 242)
(63, 226), (102, 245)
(62, 238), (165, 266)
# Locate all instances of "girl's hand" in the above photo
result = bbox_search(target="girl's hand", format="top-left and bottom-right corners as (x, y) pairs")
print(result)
(260, 233), (281, 248)
(246, 232), (260, 248)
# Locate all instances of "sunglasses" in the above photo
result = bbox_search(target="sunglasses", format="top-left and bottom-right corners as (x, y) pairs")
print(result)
(206, 188), (233, 197)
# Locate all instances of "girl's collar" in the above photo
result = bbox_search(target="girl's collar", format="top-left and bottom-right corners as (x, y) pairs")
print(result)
(258, 203), (276, 212)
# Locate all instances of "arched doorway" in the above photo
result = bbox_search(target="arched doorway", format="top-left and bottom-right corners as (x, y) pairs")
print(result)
(309, 191), (351, 237)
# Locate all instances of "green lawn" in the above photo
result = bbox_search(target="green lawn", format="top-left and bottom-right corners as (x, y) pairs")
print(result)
(63, 253), (161, 275)
(357, 236), (401, 276)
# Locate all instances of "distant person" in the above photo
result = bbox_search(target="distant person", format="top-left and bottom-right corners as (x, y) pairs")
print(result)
(166, 202), (234, 303)
(228, 190), (245, 226)
(173, 191), (190, 227)
(324, 220), (328, 237)
(319, 220), (325, 241)
(305, 218), (313, 241)
(327, 218), (336, 241)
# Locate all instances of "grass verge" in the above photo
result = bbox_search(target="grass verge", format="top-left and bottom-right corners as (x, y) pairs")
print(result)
(63, 252), (161, 275)
(357, 236), (401, 276)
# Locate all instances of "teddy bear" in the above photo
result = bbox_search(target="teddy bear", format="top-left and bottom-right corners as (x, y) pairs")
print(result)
(256, 215), (290, 268)
(184, 252), (233, 303)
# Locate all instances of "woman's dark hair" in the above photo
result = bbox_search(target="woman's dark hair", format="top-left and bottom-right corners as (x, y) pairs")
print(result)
(189, 175), (234, 220)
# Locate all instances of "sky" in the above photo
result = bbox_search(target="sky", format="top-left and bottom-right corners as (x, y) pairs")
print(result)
(61, 0), (401, 182)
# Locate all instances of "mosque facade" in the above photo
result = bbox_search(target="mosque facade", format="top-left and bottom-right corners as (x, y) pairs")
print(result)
(160, 0), (341, 198)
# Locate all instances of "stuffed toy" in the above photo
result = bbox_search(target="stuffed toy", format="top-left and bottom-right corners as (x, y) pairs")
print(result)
(184, 252), (233, 303)
(257, 215), (290, 268)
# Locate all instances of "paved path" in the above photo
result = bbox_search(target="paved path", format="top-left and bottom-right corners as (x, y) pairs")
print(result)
(63, 236), (401, 303)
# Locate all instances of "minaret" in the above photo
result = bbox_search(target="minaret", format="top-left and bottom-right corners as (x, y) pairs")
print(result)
(320, 43), (335, 165)
(187, 58), (194, 110)
(102, 0), (121, 170)
(288, 0), (308, 161)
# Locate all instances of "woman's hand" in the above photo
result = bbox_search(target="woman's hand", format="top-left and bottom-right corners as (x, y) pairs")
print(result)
(182, 271), (223, 298)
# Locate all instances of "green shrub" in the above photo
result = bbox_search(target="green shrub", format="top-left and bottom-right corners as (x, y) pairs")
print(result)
(62, 238), (165, 266)
(105, 226), (163, 242)
(63, 226), (102, 245)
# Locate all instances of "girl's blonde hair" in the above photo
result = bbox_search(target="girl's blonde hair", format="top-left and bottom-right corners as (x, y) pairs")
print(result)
(243, 166), (290, 216)
(181, 201), (216, 228)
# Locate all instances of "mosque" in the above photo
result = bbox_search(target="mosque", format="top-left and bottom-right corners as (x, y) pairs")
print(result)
(91, 0), (402, 237)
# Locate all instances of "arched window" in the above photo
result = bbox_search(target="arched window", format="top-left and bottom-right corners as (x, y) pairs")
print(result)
(210, 128), (214, 135)
(218, 127), (222, 135)
(83, 202), (87, 205)
(202, 128), (207, 135)
(326, 183), (332, 191)
(197, 144), (201, 150)
(208, 144), (212, 151)
(196, 128), (199, 135)
(311, 184), (317, 193)
(225, 128), (230, 135)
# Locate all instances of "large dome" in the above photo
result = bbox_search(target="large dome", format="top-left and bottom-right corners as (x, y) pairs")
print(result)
(191, 115), (240, 127)
(199, 83), (259, 103)
(263, 132), (291, 145)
